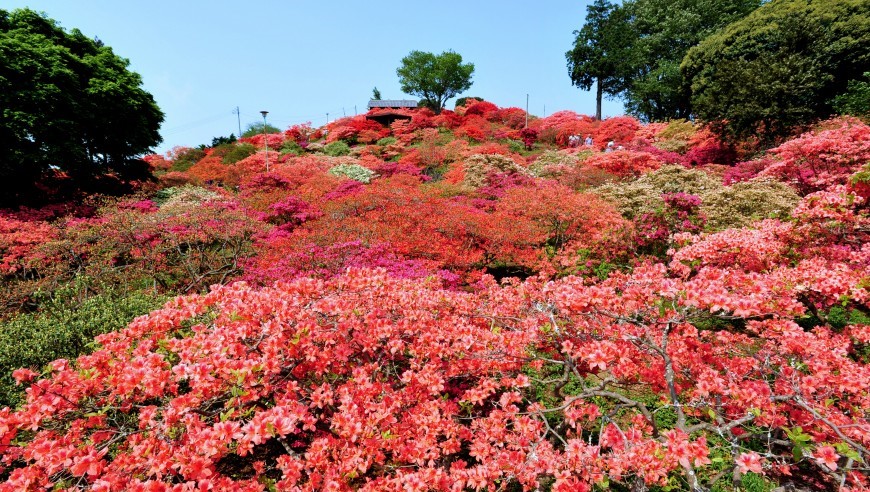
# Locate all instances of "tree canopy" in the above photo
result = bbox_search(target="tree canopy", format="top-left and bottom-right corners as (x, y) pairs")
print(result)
(566, 0), (761, 122)
(566, 0), (634, 120)
(0, 8), (163, 207)
(682, 0), (870, 141)
(396, 50), (474, 114)
(621, 0), (761, 121)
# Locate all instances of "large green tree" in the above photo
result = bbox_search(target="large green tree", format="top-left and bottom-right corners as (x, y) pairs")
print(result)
(566, 0), (634, 120)
(396, 50), (474, 114)
(683, 0), (870, 141)
(621, 0), (761, 121)
(0, 9), (163, 206)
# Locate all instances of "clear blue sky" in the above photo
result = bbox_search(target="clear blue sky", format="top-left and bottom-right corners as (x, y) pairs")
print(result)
(5, 0), (624, 153)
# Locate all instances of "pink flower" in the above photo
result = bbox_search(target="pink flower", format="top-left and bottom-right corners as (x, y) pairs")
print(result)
(813, 445), (839, 471)
(736, 452), (763, 474)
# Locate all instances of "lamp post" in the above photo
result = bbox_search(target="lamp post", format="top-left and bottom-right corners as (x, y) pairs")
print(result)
(260, 110), (269, 172)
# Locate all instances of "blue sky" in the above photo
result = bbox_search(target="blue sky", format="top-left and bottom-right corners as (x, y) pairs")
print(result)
(5, 1), (624, 153)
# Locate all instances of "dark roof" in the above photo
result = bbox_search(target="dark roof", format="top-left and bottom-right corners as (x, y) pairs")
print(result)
(368, 99), (418, 109)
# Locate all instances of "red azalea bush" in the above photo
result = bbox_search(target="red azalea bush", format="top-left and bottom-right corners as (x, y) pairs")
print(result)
(0, 217), (57, 277)
(761, 117), (870, 194)
(2, 258), (868, 490)
(635, 192), (706, 255)
(326, 117), (391, 145)
(582, 150), (663, 178)
(592, 116), (640, 147)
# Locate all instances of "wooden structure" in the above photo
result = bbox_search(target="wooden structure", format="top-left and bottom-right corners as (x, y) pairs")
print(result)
(365, 100), (418, 126)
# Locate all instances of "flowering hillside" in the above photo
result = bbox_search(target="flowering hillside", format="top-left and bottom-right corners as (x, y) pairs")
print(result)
(0, 102), (868, 491)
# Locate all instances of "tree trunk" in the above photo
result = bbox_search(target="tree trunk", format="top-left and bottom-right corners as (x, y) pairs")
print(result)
(596, 78), (603, 120)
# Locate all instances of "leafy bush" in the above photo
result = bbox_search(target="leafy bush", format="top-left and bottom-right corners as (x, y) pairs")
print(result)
(279, 140), (304, 156)
(322, 141), (351, 157)
(595, 165), (798, 230)
(327, 163), (377, 183)
(635, 165), (721, 195)
(169, 147), (207, 172)
(505, 139), (526, 154)
(376, 136), (397, 147)
(461, 153), (527, 188)
(0, 285), (165, 407)
(154, 185), (219, 210)
(833, 72), (870, 117)
(701, 179), (800, 230)
(221, 143), (257, 164)
(595, 165), (718, 219)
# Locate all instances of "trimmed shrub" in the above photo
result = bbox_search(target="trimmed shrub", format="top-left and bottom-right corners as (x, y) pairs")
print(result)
(322, 141), (351, 157)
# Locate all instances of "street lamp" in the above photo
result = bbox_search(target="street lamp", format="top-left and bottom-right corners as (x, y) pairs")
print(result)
(260, 110), (269, 172)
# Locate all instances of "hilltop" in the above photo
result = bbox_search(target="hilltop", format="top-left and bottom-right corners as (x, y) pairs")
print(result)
(0, 101), (869, 490)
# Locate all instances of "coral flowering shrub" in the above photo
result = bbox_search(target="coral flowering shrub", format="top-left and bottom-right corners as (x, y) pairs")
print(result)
(761, 117), (870, 194)
(582, 150), (663, 178)
(2, 264), (869, 490)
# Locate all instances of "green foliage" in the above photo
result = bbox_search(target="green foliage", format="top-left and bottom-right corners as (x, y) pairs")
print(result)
(241, 122), (281, 138)
(595, 166), (799, 229)
(376, 136), (397, 147)
(322, 141), (351, 157)
(210, 134), (237, 147)
(506, 139), (526, 154)
(372, 86), (382, 100)
(833, 72), (870, 118)
(566, 0), (634, 119)
(0, 8), (164, 206)
(620, 0), (761, 121)
(221, 143), (257, 164)
(397, 50), (475, 114)
(327, 163), (377, 183)
(702, 179), (801, 230)
(462, 154), (528, 188)
(0, 284), (165, 407)
(683, 0), (870, 140)
(170, 147), (207, 172)
(655, 119), (696, 153)
(279, 140), (304, 156)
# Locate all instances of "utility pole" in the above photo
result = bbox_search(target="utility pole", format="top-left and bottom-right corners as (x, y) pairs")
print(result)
(343, 107), (346, 117)
(326, 112), (329, 125)
(525, 94), (529, 128)
(354, 105), (357, 116)
(233, 106), (241, 138)
(543, 104), (546, 117)
(260, 110), (269, 173)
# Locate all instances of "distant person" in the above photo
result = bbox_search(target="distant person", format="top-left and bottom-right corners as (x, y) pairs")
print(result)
(584, 135), (593, 146)
(605, 141), (615, 152)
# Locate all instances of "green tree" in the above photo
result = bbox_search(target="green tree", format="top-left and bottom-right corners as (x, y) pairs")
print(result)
(0, 9), (164, 207)
(396, 50), (474, 114)
(621, 0), (760, 121)
(833, 73), (870, 118)
(683, 0), (870, 141)
(241, 122), (281, 138)
(566, 0), (634, 120)
(372, 86), (382, 100)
